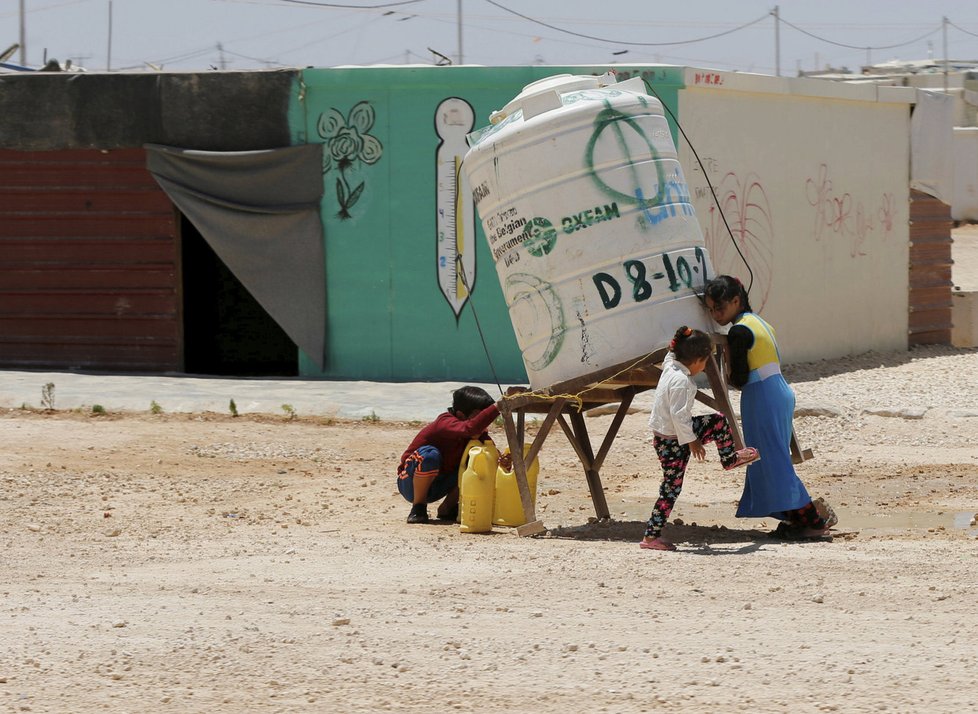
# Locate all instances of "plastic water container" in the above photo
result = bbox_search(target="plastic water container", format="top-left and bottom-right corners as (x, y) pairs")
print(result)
(463, 72), (714, 389)
(458, 440), (499, 533)
(492, 446), (539, 527)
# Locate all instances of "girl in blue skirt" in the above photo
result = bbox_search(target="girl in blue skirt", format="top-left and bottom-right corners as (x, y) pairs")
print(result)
(703, 275), (832, 540)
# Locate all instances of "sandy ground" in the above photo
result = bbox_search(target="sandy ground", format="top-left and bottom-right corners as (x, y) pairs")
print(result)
(2, 233), (978, 713)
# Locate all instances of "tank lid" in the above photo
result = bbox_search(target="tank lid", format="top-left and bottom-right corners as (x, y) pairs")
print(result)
(490, 71), (620, 124)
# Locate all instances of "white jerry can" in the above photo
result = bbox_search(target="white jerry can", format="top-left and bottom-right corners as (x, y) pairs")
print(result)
(463, 72), (714, 390)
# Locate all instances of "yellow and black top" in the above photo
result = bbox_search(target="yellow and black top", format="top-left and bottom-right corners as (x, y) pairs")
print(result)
(728, 312), (782, 388)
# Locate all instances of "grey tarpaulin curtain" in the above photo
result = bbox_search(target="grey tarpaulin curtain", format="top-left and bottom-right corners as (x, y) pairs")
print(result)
(145, 143), (327, 370)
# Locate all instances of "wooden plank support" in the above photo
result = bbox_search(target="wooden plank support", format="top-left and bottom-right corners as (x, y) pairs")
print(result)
(499, 402), (546, 537)
(524, 398), (565, 468)
(789, 429), (814, 464)
(565, 410), (611, 520)
(591, 389), (634, 475)
(492, 335), (774, 533)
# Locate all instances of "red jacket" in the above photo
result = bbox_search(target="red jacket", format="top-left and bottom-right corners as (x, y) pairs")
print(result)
(398, 404), (499, 475)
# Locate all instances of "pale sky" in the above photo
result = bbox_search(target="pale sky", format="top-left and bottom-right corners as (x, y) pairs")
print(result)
(2, 0), (977, 75)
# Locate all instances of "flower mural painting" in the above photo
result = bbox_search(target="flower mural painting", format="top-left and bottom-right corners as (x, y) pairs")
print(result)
(317, 101), (384, 220)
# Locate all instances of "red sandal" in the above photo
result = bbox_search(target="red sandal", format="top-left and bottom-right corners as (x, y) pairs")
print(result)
(639, 537), (677, 551)
(723, 447), (760, 471)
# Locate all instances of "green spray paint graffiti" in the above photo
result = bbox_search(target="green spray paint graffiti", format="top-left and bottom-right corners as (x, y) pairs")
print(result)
(504, 272), (565, 371)
(585, 101), (666, 210)
(583, 100), (694, 227)
(318, 101), (384, 220)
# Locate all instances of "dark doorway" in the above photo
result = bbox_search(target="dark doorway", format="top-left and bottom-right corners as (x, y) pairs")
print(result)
(181, 215), (298, 376)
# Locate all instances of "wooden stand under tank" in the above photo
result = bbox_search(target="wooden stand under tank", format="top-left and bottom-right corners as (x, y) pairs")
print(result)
(497, 336), (813, 537)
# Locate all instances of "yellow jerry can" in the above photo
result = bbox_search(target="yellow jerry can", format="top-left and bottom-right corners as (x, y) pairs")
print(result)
(492, 446), (539, 527)
(458, 441), (499, 534)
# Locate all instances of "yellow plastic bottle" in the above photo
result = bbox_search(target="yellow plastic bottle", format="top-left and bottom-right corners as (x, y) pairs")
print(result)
(459, 444), (498, 533)
(492, 446), (539, 527)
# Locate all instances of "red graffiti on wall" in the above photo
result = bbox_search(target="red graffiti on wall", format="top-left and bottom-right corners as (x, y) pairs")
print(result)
(692, 72), (724, 86)
(878, 192), (895, 233)
(702, 171), (774, 311)
(805, 164), (895, 258)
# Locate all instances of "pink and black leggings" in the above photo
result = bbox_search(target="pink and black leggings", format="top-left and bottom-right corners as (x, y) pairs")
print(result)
(644, 413), (737, 539)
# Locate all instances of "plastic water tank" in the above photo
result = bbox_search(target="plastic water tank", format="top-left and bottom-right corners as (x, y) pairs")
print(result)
(463, 72), (714, 389)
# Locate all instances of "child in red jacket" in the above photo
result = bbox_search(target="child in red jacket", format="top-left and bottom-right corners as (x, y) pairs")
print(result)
(397, 386), (504, 524)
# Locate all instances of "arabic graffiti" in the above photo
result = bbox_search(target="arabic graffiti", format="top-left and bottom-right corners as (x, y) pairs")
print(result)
(805, 163), (895, 258)
(700, 171), (775, 312)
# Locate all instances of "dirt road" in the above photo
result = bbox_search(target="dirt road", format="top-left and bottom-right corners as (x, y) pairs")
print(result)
(2, 341), (977, 712)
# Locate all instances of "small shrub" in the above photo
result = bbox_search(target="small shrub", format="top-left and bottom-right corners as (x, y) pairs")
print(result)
(362, 411), (380, 423)
(150, 400), (163, 415)
(40, 382), (55, 411)
(281, 404), (296, 420)
(91, 404), (106, 415)
(229, 399), (238, 417)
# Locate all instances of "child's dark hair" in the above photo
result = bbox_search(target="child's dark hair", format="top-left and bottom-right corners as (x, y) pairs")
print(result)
(451, 386), (495, 416)
(703, 275), (752, 314)
(669, 326), (712, 363)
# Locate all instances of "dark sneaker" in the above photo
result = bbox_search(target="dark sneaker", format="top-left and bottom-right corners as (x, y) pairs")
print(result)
(436, 505), (459, 522)
(407, 504), (429, 524)
(769, 521), (831, 541)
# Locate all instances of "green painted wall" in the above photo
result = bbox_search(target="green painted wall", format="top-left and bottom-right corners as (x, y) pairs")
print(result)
(288, 65), (683, 382)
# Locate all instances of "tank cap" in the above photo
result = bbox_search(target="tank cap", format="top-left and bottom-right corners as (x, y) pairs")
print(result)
(490, 71), (620, 124)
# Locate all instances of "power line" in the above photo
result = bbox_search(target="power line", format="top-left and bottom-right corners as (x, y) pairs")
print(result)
(220, 46), (286, 66)
(777, 16), (941, 51)
(277, 0), (425, 8)
(946, 18), (978, 40)
(482, 1), (770, 47)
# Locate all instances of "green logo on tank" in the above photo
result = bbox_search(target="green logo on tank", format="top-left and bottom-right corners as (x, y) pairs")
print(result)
(522, 217), (558, 257)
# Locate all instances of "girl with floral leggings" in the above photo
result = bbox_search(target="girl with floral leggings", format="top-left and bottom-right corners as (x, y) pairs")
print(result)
(641, 327), (760, 552)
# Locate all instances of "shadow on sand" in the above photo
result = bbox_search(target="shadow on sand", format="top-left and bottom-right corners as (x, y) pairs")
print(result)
(541, 519), (786, 555)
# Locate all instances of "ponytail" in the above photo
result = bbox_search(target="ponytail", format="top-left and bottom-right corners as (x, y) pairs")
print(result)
(669, 325), (692, 352)
(669, 325), (712, 363)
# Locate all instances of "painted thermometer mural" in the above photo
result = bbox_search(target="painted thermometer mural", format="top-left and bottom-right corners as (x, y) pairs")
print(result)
(434, 97), (477, 320)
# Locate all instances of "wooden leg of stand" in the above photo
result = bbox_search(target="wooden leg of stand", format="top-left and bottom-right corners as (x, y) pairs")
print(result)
(499, 404), (546, 537)
(525, 399), (565, 467)
(704, 351), (744, 451)
(591, 390), (634, 475)
(789, 429), (814, 464)
(559, 410), (611, 520)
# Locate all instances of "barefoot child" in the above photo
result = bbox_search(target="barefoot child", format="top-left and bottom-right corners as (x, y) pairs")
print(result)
(641, 327), (760, 551)
(703, 275), (835, 539)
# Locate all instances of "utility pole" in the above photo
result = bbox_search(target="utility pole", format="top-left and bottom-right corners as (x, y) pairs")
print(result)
(457, 0), (463, 65)
(107, 1), (113, 71)
(772, 5), (780, 77)
(19, 0), (26, 65)
(942, 16), (949, 93)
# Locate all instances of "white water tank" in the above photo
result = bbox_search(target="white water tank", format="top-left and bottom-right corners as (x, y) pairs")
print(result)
(463, 72), (714, 389)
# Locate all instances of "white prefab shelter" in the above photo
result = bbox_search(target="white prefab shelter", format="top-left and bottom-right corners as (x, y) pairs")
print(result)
(672, 70), (922, 362)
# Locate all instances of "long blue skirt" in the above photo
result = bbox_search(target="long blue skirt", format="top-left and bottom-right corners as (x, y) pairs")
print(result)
(736, 374), (812, 519)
